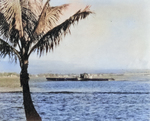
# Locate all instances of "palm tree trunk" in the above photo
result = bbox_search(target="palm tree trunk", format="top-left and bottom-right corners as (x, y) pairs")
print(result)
(20, 60), (41, 121)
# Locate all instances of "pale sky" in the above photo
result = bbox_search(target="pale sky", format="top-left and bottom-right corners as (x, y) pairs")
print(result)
(0, 0), (150, 74)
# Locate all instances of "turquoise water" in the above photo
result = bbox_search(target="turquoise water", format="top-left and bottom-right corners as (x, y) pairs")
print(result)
(0, 79), (150, 121)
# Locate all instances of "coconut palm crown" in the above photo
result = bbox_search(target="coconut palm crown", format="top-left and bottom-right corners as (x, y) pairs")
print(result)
(0, 0), (92, 120)
(0, 0), (92, 84)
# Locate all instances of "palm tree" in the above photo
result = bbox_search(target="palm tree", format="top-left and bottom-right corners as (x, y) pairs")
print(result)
(0, 0), (92, 120)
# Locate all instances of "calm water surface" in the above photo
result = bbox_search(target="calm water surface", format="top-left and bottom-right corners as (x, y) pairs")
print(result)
(0, 78), (150, 121)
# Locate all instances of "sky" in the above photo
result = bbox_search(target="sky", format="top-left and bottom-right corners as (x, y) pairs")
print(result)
(0, 0), (150, 74)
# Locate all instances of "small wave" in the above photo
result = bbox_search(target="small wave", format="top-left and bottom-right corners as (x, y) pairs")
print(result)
(33, 91), (150, 94)
(1, 91), (149, 95)
(0, 91), (22, 93)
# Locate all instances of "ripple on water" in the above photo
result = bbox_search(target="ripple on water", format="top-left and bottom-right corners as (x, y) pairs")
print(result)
(1, 80), (150, 121)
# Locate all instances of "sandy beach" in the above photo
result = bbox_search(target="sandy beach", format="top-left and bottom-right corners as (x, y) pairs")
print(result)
(0, 77), (21, 92)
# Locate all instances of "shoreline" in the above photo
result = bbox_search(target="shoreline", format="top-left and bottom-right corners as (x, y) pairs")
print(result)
(1, 75), (150, 93)
(0, 87), (22, 93)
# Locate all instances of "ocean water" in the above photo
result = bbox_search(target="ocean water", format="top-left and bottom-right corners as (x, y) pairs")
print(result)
(0, 78), (150, 121)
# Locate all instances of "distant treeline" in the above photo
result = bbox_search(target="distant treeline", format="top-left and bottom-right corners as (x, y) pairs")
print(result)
(0, 72), (79, 78)
(0, 72), (122, 78)
(0, 72), (19, 77)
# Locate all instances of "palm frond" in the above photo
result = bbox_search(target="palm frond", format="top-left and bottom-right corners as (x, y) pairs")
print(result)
(0, 13), (10, 39)
(34, 0), (69, 35)
(0, 38), (20, 62)
(21, 7), (37, 41)
(0, 0), (42, 42)
(0, 0), (23, 38)
(29, 6), (92, 56)
(21, 0), (44, 20)
(0, 13), (20, 48)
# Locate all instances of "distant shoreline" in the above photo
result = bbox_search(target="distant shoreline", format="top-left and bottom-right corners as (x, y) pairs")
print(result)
(1, 71), (150, 92)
